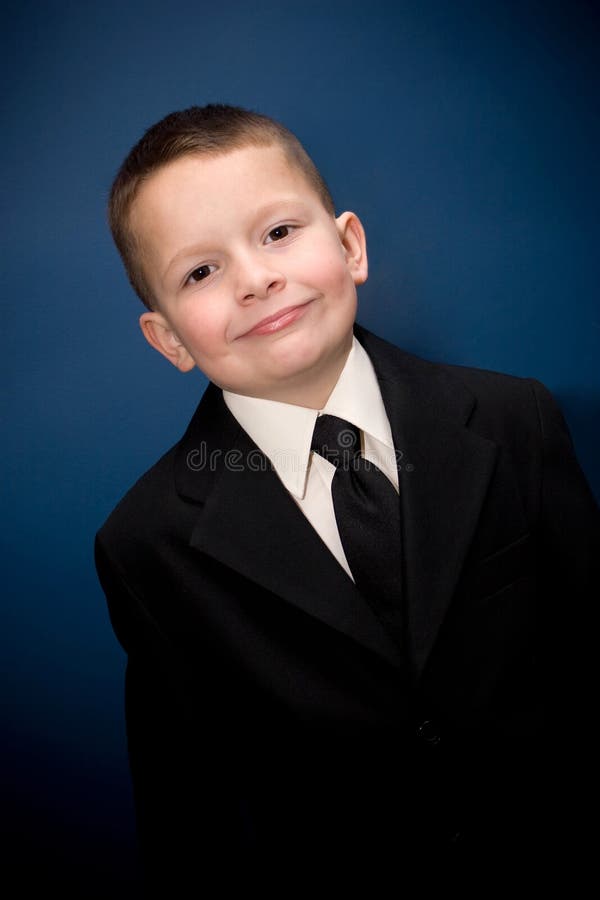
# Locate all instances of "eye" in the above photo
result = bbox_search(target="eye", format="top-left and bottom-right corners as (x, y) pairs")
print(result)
(265, 224), (292, 243)
(186, 264), (217, 285)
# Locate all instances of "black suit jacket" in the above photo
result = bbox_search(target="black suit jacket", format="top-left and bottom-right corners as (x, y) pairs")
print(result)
(96, 326), (599, 890)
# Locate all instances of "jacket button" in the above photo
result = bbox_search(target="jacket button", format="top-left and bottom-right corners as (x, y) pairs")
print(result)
(416, 719), (441, 745)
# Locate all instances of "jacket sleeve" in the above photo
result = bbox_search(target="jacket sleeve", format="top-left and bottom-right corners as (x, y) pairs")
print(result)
(94, 535), (247, 893)
(529, 379), (599, 865)
(530, 379), (600, 689)
(531, 378), (600, 588)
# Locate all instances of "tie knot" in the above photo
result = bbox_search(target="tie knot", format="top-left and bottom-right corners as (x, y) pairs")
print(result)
(311, 415), (361, 467)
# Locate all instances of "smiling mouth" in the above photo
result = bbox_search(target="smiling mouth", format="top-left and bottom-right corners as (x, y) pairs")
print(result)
(238, 301), (313, 338)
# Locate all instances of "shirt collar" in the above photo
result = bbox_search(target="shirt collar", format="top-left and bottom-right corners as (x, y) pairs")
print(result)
(223, 337), (394, 499)
(322, 337), (394, 450)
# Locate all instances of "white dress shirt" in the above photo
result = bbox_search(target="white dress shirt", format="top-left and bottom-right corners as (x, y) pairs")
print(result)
(223, 337), (399, 579)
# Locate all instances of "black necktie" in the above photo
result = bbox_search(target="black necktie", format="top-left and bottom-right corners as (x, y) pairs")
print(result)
(311, 414), (404, 650)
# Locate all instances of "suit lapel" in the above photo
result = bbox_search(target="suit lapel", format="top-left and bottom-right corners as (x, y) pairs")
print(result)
(359, 328), (498, 678)
(174, 384), (403, 669)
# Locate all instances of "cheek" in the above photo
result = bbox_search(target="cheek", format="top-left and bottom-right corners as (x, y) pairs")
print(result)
(176, 302), (230, 360)
(297, 245), (351, 295)
(322, 258), (358, 303)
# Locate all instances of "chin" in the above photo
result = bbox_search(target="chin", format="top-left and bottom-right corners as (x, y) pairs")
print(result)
(270, 336), (334, 377)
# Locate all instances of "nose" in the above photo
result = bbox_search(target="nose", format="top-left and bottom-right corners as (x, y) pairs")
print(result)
(234, 251), (286, 305)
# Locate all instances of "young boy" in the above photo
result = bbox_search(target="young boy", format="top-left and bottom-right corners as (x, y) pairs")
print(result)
(96, 104), (598, 890)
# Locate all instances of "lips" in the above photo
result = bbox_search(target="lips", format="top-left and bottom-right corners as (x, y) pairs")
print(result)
(238, 300), (313, 338)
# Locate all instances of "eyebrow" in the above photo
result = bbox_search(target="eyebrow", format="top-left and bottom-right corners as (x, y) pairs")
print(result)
(163, 242), (214, 282)
(161, 197), (310, 282)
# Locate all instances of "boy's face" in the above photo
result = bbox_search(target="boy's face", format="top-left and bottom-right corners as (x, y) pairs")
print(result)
(132, 143), (367, 407)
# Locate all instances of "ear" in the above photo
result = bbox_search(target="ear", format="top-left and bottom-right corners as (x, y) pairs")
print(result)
(139, 311), (196, 372)
(335, 211), (368, 285)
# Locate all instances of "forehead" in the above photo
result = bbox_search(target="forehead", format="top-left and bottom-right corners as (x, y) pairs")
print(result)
(131, 144), (317, 233)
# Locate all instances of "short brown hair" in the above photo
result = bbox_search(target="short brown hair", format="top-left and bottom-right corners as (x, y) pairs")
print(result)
(108, 104), (336, 310)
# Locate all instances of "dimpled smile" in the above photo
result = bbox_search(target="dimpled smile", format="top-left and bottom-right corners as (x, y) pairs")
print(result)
(238, 301), (313, 338)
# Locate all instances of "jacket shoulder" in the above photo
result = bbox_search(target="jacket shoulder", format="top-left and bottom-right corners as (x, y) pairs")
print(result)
(356, 323), (540, 405)
(96, 383), (232, 549)
(96, 442), (181, 549)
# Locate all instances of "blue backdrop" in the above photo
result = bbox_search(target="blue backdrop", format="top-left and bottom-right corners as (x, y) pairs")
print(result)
(3, 0), (598, 892)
